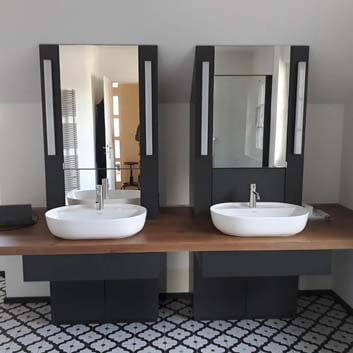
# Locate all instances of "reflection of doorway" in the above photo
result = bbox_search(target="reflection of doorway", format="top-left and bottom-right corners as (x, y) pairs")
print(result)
(95, 100), (107, 184)
(111, 82), (140, 189)
(103, 77), (116, 190)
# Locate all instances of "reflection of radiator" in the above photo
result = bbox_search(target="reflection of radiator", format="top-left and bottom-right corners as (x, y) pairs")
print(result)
(61, 89), (80, 193)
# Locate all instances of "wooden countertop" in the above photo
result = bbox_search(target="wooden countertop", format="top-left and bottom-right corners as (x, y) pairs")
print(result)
(0, 204), (352, 255)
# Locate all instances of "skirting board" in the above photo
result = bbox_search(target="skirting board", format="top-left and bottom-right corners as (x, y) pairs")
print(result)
(5, 290), (353, 315)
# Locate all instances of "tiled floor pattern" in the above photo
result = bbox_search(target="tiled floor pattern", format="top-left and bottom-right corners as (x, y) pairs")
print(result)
(0, 276), (352, 352)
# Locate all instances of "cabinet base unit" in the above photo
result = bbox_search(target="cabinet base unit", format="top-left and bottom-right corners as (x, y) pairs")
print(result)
(51, 281), (105, 324)
(105, 279), (159, 323)
(23, 253), (163, 323)
(192, 251), (331, 320)
(50, 279), (159, 324)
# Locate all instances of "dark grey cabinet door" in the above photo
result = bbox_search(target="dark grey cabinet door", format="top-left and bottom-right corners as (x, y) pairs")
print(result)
(138, 45), (159, 219)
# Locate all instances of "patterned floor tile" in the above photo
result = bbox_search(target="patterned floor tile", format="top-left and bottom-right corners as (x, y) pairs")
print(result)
(0, 275), (352, 352)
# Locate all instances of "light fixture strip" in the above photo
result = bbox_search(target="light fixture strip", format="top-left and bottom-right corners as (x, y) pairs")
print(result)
(43, 59), (56, 156)
(201, 61), (210, 156)
(144, 61), (153, 156)
(294, 61), (307, 155)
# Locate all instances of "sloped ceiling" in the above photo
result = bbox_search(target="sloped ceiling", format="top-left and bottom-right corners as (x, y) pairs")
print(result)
(0, 0), (352, 104)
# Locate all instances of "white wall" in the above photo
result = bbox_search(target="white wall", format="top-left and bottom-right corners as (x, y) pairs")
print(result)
(4, 257), (49, 298)
(303, 104), (344, 204)
(340, 103), (353, 209)
(159, 103), (190, 292)
(0, 104), (46, 206)
(332, 103), (353, 307)
(159, 103), (190, 207)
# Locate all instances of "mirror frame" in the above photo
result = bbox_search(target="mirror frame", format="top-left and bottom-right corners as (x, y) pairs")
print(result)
(39, 44), (160, 219)
(190, 45), (309, 217)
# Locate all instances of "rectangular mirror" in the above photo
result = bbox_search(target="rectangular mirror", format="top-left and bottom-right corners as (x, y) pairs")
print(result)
(213, 46), (290, 168)
(59, 45), (140, 195)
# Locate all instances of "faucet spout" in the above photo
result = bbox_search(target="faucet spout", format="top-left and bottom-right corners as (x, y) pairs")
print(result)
(249, 183), (261, 208)
(96, 185), (104, 211)
(102, 178), (109, 200)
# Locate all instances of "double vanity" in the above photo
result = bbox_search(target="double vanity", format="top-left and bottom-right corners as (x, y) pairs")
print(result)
(1, 43), (352, 325)
(0, 204), (353, 324)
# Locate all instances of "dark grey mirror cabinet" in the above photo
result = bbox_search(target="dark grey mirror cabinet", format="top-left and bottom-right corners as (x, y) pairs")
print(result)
(35, 44), (161, 323)
(189, 45), (318, 320)
(190, 45), (309, 216)
(39, 44), (159, 219)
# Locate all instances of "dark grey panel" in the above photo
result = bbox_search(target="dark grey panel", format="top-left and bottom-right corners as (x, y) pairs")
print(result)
(285, 46), (310, 205)
(190, 46), (215, 217)
(50, 281), (105, 324)
(23, 254), (163, 281)
(105, 279), (159, 322)
(39, 45), (65, 210)
(199, 251), (332, 277)
(212, 168), (285, 204)
(138, 45), (159, 219)
(246, 276), (298, 318)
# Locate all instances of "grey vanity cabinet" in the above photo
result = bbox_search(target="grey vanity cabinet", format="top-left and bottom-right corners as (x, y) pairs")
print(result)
(192, 251), (331, 320)
(23, 253), (164, 323)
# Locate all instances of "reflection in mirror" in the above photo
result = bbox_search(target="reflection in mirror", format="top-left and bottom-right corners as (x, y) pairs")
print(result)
(213, 46), (290, 168)
(59, 45), (140, 200)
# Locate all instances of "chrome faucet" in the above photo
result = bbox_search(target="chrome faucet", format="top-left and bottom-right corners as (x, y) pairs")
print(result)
(96, 185), (104, 211)
(102, 178), (109, 200)
(249, 183), (261, 208)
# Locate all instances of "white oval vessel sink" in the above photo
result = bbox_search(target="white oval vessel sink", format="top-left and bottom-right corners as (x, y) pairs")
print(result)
(46, 204), (146, 240)
(210, 202), (309, 237)
(67, 189), (140, 206)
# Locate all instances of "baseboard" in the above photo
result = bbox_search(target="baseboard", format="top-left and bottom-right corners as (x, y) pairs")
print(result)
(159, 292), (192, 301)
(4, 290), (352, 314)
(298, 289), (332, 296)
(330, 291), (353, 314)
(298, 289), (353, 314)
(4, 296), (50, 304)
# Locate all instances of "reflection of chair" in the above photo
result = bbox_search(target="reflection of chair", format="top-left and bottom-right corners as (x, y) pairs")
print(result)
(121, 162), (139, 189)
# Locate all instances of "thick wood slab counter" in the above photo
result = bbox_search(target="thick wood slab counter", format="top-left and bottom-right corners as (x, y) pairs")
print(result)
(0, 204), (352, 255)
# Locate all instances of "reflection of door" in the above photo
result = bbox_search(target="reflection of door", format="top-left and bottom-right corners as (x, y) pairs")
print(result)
(113, 83), (140, 189)
(103, 77), (116, 189)
(95, 100), (107, 184)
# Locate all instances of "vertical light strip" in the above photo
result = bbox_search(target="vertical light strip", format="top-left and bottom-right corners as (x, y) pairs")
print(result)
(294, 61), (307, 155)
(145, 61), (153, 156)
(43, 59), (56, 156)
(201, 61), (210, 156)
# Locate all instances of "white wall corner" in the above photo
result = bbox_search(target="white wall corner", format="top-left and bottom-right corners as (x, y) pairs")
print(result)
(332, 250), (353, 308)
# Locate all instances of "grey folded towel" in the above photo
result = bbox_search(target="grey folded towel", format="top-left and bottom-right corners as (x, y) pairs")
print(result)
(0, 204), (35, 228)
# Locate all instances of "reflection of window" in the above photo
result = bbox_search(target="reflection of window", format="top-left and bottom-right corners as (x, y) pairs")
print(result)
(113, 118), (120, 137)
(114, 141), (120, 158)
(113, 96), (119, 116)
(112, 93), (121, 185)
(255, 81), (265, 150)
(112, 81), (119, 88)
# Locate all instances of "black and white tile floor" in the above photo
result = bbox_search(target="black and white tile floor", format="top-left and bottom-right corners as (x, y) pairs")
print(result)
(0, 276), (352, 353)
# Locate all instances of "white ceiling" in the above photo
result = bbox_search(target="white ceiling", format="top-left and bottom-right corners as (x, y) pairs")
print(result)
(0, 0), (352, 104)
